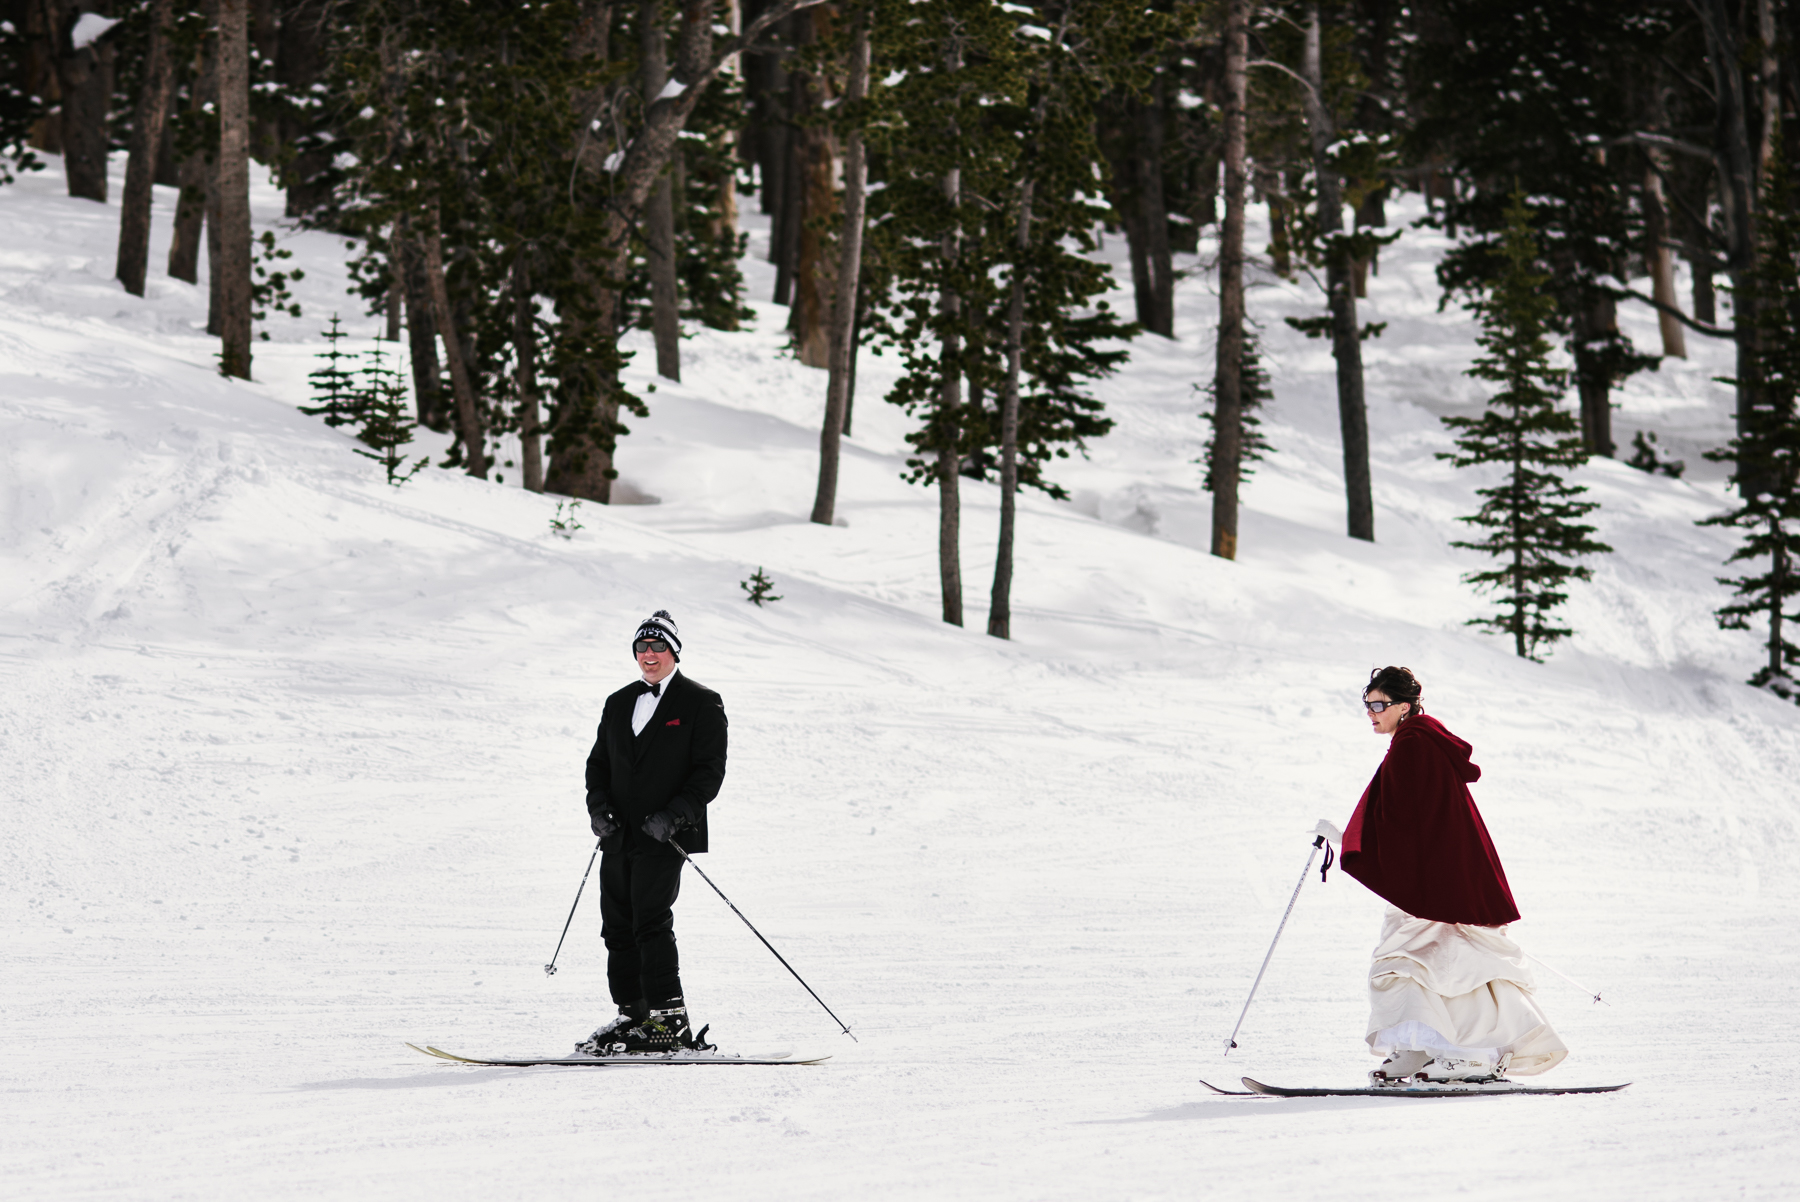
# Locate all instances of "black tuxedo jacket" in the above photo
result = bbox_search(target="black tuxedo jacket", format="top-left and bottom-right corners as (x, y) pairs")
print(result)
(585, 671), (727, 855)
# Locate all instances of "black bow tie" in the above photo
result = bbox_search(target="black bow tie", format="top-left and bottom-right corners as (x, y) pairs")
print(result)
(636, 680), (662, 698)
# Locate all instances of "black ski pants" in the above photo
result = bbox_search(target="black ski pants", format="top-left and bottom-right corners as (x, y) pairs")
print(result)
(599, 845), (685, 1010)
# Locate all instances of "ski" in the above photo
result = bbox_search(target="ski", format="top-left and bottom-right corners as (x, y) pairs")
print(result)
(1240, 1076), (1630, 1098)
(1199, 1079), (1255, 1096)
(406, 1042), (830, 1067)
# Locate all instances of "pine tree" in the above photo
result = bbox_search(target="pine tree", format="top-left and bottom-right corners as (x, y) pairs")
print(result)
(301, 315), (361, 427)
(1440, 190), (1611, 661)
(352, 341), (426, 487)
(1201, 329), (1273, 491)
(1698, 143), (1800, 701)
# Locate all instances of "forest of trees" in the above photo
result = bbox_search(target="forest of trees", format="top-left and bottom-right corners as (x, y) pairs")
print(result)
(1, 1), (1796, 677)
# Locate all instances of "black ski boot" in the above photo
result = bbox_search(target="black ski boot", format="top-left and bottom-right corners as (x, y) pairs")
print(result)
(616, 1002), (716, 1055)
(574, 1000), (647, 1056)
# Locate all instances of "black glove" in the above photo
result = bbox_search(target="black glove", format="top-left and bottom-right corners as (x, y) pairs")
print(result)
(591, 811), (619, 839)
(641, 810), (679, 843)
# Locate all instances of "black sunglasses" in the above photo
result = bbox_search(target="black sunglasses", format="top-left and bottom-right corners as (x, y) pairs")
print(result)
(1363, 699), (1405, 713)
(634, 639), (671, 654)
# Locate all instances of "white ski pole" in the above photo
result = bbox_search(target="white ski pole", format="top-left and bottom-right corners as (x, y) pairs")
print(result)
(1525, 953), (1610, 1005)
(1224, 835), (1332, 1056)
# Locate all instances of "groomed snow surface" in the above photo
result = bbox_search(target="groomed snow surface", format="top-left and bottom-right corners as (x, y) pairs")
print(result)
(4, 158), (1796, 1201)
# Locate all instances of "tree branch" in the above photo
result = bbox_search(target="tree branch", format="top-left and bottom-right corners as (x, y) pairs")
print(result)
(1602, 282), (1735, 337)
(1246, 57), (1318, 102)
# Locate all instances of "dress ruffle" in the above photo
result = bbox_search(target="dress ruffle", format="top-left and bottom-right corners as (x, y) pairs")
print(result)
(1365, 907), (1568, 1076)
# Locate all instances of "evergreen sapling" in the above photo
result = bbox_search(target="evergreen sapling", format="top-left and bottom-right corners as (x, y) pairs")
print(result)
(1440, 190), (1611, 660)
(301, 315), (362, 428)
(352, 340), (427, 487)
(740, 568), (782, 607)
(549, 499), (584, 540)
(1201, 329), (1274, 491)
(1626, 430), (1685, 478)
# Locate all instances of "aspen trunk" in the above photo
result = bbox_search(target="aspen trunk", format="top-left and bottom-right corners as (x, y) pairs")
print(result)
(116, 0), (177, 297)
(641, 0), (682, 381)
(810, 4), (868, 526)
(421, 211), (488, 478)
(215, 0), (253, 379)
(1303, 2), (1373, 541)
(1210, 0), (1248, 561)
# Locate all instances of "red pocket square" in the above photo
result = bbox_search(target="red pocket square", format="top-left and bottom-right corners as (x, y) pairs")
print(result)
(665, 718), (681, 726)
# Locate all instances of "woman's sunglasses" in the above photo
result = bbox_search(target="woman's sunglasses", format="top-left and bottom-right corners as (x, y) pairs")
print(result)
(1363, 699), (1405, 713)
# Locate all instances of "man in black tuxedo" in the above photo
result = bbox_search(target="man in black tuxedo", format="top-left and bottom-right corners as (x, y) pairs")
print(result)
(575, 610), (728, 1055)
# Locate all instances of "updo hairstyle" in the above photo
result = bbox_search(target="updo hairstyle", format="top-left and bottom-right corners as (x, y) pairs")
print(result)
(1364, 665), (1424, 718)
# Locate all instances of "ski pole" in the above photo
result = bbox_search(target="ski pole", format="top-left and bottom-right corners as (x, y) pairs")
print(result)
(543, 837), (602, 977)
(1224, 835), (1332, 1057)
(1525, 953), (1610, 1006)
(670, 838), (857, 1041)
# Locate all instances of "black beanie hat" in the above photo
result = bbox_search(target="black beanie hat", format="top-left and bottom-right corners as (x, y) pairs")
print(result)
(633, 610), (682, 662)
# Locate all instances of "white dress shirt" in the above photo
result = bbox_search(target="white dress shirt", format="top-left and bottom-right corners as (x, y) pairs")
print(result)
(631, 670), (677, 736)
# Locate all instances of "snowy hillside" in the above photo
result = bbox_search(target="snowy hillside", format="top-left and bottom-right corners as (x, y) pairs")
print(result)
(4, 159), (1797, 1201)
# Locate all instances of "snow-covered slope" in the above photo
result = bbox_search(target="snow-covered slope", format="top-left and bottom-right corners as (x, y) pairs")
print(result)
(4, 159), (1796, 1201)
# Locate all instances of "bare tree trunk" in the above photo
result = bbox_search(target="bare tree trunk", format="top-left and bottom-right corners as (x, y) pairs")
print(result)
(641, 0), (682, 380)
(168, 151), (207, 283)
(52, 0), (115, 203)
(1210, 0), (1248, 562)
(116, 0), (177, 296)
(1135, 81), (1173, 338)
(215, 0), (253, 379)
(937, 39), (964, 626)
(515, 254), (545, 492)
(386, 273), (402, 341)
(1572, 300), (1618, 457)
(391, 230), (442, 428)
(206, 152), (223, 334)
(1302, 2), (1373, 541)
(772, 47), (807, 306)
(421, 210), (488, 478)
(792, 8), (836, 369)
(810, 4), (868, 526)
(988, 178), (1033, 640)
(1643, 158), (1686, 358)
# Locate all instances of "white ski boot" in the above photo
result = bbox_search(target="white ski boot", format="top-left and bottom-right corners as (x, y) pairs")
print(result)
(1420, 1055), (1506, 1084)
(1369, 1049), (1431, 1085)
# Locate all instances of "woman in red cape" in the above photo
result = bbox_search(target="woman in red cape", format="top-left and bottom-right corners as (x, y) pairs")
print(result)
(1328, 666), (1566, 1085)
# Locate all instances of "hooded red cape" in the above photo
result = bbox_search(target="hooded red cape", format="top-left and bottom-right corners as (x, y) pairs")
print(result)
(1340, 713), (1520, 926)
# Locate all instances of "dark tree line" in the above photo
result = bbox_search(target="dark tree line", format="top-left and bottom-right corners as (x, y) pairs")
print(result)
(1, 1), (1797, 675)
